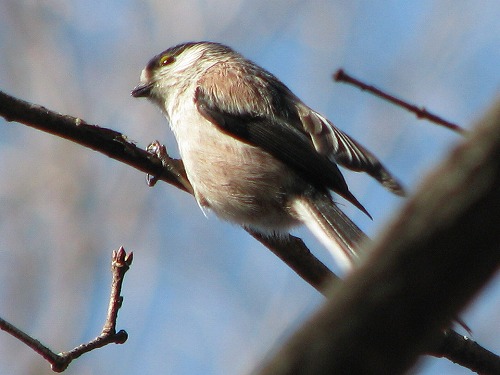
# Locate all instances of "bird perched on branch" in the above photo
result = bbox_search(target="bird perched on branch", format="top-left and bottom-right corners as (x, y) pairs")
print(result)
(132, 41), (404, 270)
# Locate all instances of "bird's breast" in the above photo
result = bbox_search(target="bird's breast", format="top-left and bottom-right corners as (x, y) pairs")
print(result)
(169, 110), (302, 230)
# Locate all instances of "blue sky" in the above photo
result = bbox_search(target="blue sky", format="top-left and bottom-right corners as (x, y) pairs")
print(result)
(0, 1), (498, 374)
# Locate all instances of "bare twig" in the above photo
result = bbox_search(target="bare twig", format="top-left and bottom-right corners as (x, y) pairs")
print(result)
(0, 247), (132, 372)
(1, 90), (498, 373)
(333, 69), (466, 134)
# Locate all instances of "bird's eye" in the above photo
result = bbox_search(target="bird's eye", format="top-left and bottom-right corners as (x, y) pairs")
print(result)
(159, 55), (175, 66)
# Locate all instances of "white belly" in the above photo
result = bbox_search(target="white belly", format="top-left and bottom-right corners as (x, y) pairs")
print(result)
(170, 110), (301, 231)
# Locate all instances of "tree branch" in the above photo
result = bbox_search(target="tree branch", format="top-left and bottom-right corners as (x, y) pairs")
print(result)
(1, 89), (498, 373)
(334, 69), (466, 134)
(0, 90), (191, 194)
(0, 89), (339, 288)
(255, 98), (500, 375)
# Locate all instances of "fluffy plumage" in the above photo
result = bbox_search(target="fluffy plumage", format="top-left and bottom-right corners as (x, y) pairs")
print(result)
(132, 42), (404, 269)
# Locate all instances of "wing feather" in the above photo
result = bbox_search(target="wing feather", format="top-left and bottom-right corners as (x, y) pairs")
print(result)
(298, 108), (405, 196)
(193, 60), (403, 217)
(194, 62), (371, 216)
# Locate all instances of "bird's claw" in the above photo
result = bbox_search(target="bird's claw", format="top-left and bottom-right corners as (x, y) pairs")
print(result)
(146, 140), (168, 187)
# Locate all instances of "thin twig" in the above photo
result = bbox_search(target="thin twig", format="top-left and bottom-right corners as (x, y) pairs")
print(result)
(0, 247), (132, 372)
(0, 317), (62, 366)
(51, 247), (132, 372)
(333, 69), (466, 134)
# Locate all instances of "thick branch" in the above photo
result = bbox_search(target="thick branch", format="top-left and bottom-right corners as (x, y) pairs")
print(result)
(256, 99), (500, 375)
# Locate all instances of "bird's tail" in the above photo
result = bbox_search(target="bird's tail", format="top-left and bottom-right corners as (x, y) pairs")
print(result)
(292, 192), (370, 271)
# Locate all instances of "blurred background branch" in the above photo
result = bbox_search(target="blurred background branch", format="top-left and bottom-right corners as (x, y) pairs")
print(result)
(256, 98), (500, 375)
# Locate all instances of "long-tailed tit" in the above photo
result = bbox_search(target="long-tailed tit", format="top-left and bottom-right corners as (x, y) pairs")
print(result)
(132, 42), (404, 270)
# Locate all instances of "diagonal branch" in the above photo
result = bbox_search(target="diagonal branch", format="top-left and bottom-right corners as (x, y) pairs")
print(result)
(0, 90), (191, 194)
(1, 89), (498, 373)
(334, 69), (466, 134)
(0, 89), (338, 288)
(256, 98), (500, 375)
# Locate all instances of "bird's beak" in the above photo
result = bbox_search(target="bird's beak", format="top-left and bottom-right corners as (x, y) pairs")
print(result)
(131, 81), (153, 98)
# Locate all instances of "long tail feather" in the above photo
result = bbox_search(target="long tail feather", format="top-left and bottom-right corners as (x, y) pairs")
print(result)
(293, 193), (370, 271)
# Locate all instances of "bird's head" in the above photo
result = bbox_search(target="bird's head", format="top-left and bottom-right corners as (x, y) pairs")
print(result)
(132, 42), (236, 108)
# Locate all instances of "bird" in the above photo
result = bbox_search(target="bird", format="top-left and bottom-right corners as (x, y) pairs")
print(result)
(132, 41), (404, 270)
